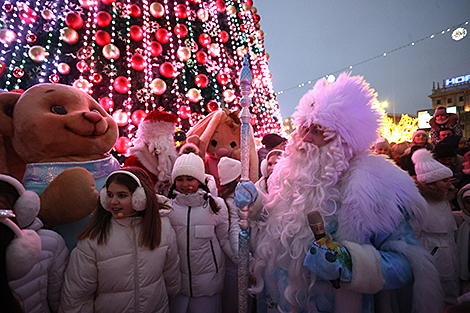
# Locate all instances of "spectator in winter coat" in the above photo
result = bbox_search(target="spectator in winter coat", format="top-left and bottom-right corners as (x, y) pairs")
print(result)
(0, 174), (69, 313)
(60, 168), (181, 313)
(168, 146), (234, 313)
(430, 106), (462, 148)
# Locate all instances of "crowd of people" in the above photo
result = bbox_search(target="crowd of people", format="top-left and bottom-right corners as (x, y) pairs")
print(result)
(3, 73), (470, 313)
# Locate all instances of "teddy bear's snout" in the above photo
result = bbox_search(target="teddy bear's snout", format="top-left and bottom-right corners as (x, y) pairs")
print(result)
(83, 111), (103, 124)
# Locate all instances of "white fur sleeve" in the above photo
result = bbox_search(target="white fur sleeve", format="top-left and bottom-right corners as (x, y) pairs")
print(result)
(340, 241), (385, 294)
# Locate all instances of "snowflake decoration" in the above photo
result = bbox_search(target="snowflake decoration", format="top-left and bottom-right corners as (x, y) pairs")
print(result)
(77, 46), (93, 60)
(118, 29), (128, 42)
(113, 2), (130, 18)
(103, 64), (118, 77)
(134, 47), (143, 55)
(43, 23), (53, 32)
(189, 113), (204, 127)
(60, 3), (83, 15)
(205, 60), (219, 74)
(136, 88), (152, 103)
(145, 21), (160, 33)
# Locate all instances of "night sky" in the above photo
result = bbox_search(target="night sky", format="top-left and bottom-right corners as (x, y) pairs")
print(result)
(255, 0), (470, 119)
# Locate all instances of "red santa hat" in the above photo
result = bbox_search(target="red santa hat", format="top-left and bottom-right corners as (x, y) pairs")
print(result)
(136, 110), (177, 150)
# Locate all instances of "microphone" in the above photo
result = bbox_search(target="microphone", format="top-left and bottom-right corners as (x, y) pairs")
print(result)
(308, 211), (326, 240)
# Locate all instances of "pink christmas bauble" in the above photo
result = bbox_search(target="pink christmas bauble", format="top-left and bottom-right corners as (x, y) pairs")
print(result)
(96, 11), (112, 27)
(66, 12), (83, 29)
(99, 97), (114, 111)
(102, 43), (120, 60)
(150, 2), (165, 18)
(131, 53), (146, 71)
(150, 78), (167, 95)
(195, 74), (208, 88)
(57, 63), (70, 75)
(186, 88), (201, 103)
(131, 110), (146, 126)
(60, 27), (79, 45)
(113, 76), (130, 94)
(114, 136), (131, 154)
(177, 47), (191, 62)
(196, 9), (208, 22)
(159, 62), (175, 78)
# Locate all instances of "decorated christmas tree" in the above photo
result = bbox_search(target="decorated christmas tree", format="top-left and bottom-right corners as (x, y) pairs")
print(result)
(0, 0), (281, 154)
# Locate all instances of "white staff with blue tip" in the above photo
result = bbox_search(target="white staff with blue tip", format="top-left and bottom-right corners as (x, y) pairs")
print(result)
(238, 53), (253, 313)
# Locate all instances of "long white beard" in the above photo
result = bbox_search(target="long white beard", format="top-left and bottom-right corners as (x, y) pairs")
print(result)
(251, 132), (352, 311)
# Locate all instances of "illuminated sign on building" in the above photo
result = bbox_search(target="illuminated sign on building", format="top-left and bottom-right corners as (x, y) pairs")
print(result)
(445, 74), (470, 87)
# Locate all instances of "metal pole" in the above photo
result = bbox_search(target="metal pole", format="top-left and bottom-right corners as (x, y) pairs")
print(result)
(238, 54), (253, 313)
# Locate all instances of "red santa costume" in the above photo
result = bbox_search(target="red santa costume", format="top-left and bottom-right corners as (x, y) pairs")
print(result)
(124, 111), (178, 195)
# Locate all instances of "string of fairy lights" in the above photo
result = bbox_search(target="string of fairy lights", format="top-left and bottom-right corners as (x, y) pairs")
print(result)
(276, 20), (469, 96)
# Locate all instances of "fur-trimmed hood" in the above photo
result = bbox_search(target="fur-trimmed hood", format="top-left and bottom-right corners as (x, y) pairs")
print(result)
(334, 151), (428, 243)
(429, 113), (459, 129)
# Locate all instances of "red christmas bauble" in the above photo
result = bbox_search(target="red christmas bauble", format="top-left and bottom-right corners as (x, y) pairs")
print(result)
(253, 14), (260, 24)
(20, 7), (38, 24)
(155, 28), (170, 44)
(76, 60), (89, 72)
(57, 63), (70, 75)
(101, 0), (116, 5)
(99, 97), (114, 111)
(95, 30), (111, 46)
(149, 41), (163, 57)
(129, 4), (141, 18)
(131, 53), (146, 71)
(159, 62), (175, 78)
(217, 72), (230, 85)
(174, 24), (188, 38)
(178, 106), (191, 119)
(96, 11), (112, 27)
(207, 100), (219, 113)
(216, 0), (226, 13)
(227, 58), (235, 67)
(91, 73), (103, 83)
(174, 4), (187, 19)
(114, 137), (132, 154)
(130, 25), (143, 42)
(131, 110), (146, 126)
(198, 33), (211, 47)
(195, 51), (207, 64)
(195, 74), (209, 88)
(218, 30), (229, 43)
(66, 12), (83, 29)
(0, 61), (6, 77)
(49, 74), (60, 84)
(113, 76), (131, 94)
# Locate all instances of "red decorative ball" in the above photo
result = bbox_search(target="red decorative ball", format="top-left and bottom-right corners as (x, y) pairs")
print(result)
(155, 28), (170, 44)
(159, 62), (175, 78)
(227, 58), (235, 67)
(57, 63), (70, 75)
(113, 76), (131, 94)
(101, 0), (116, 5)
(218, 30), (229, 43)
(217, 72), (230, 85)
(130, 25), (143, 42)
(95, 30), (111, 46)
(253, 13), (260, 24)
(149, 41), (163, 57)
(174, 24), (188, 38)
(20, 7), (38, 24)
(91, 73), (103, 83)
(96, 11), (112, 27)
(66, 12), (83, 29)
(178, 106), (191, 119)
(216, 0), (226, 13)
(114, 137), (132, 154)
(207, 100), (219, 113)
(131, 110), (146, 126)
(76, 60), (89, 72)
(131, 53), (146, 71)
(198, 33), (211, 47)
(195, 74), (209, 88)
(195, 51), (208, 64)
(99, 97), (114, 111)
(0, 61), (6, 77)
(49, 74), (60, 83)
(174, 4), (187, 19)
(129, 4), (141, 18)
(26, 33), (37, 44)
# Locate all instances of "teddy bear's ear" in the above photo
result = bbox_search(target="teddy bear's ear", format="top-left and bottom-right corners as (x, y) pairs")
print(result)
(0, 92), (21, 137)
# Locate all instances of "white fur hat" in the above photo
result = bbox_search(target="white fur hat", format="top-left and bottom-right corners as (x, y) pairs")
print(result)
(218, 157), (241, 186)
(135, 110), (177, 153)
(293, 73), (383, 153)
(412, 148), (453, 184)
(172, 153), (206, 184)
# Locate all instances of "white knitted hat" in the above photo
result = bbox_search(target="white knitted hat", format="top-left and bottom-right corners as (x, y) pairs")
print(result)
(412, 130), (428, 142)
(412, 149), (453, 184)
(218, 157), (241, 186)
(172, 153), (206, 184)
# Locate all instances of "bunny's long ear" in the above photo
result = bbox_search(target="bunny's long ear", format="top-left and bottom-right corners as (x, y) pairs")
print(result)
(186, 110), (226, 160)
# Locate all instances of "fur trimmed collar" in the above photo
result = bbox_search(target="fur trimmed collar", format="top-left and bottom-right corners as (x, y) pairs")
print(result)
(334, 152), (428, 243)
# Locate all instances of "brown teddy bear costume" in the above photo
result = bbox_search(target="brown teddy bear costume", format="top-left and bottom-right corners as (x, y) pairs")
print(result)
(0, 83), (120, 250)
